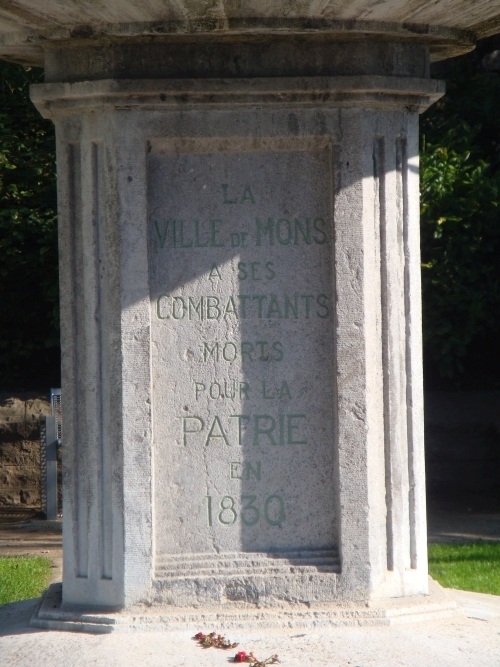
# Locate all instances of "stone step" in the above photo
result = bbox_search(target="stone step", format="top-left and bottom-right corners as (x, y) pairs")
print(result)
(154, 550), (340, 578)
(155, 549), (339, 565)
(30, 583), (462, 633)
(155, 565), (340, 579)
(155, 555), (340, 569)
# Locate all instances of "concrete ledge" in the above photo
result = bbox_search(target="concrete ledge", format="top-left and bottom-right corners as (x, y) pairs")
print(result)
(30, 75), (445, 118)
(30, 580), (461, 633)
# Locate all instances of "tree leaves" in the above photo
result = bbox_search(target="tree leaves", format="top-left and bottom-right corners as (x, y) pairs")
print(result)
(421, 46), (500, 385)
(0, 62), (58, 387)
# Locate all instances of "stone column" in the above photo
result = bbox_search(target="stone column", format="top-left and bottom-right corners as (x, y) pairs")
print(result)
(31, 37), (444, 612)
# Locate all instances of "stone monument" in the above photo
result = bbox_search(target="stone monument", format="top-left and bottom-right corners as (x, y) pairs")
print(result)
(0, 0), (497, 630)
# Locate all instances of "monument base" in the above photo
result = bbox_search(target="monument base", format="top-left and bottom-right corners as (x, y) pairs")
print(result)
(31, 580), (461, 634)
(27, 36), (441, 612)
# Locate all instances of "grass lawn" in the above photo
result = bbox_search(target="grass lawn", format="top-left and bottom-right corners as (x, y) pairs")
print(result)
(428, 542), (500, 596)
(0, 556), (52, 605)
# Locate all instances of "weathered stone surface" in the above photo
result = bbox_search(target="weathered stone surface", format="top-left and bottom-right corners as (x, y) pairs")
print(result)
(149, 136), (337, 560)
(0, 1), (499, 66)
(42, 39), (430, 82)
(11, 0), (499, 621)
(31, 579), (461, 632)
(29, 48), (435, 609)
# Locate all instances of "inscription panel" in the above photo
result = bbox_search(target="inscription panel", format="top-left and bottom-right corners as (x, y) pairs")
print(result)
(148, 137), (337, 555)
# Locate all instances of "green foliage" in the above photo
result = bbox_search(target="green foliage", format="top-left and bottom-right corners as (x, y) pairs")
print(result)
(421, 45), (500, 385)
(0, 556), (51, 604)
(428, 542), (500, 595)
(0, 62), (58, 388)
(420, 124), (500, 379)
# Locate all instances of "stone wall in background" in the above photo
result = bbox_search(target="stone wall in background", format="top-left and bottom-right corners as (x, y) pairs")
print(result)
(0, 393), (50, 506)
(425, 392), (500, 505)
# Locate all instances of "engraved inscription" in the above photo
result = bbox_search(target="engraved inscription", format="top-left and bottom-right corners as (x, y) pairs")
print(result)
(149, 137), (337, 556)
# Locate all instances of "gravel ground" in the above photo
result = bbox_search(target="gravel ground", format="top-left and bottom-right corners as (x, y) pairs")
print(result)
(0, 592), (499, 667)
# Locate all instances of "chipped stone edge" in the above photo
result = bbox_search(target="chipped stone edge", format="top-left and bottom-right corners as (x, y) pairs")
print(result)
(30, 582), (462, 633)
(29, 75), (446, 119)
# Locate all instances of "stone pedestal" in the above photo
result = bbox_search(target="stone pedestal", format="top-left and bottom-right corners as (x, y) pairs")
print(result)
(28, 35), (446, 618)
